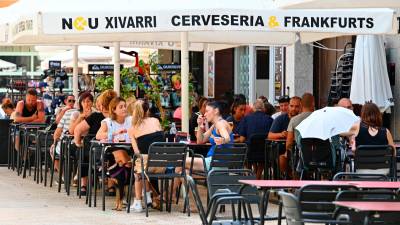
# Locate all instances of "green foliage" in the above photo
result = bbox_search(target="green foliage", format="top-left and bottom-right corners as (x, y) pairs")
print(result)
(95, 52), (195, 131)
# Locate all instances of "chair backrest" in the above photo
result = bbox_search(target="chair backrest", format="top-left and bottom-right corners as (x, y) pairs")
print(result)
(336, 190), (399, 202)
(147, 142), (187, 173)
(247, 133), (266, 163)
(278, 191), (304, 225)
(186, 175), (208, 225)
(206, 169), (257, 202)
(355, 145), (395, 177)
(300, 138), (333, 170)
(335, 190), (400, 225)
(298, 184), (356, 220)
(210, 143), (247, 169)
(333, 172), (389, 181)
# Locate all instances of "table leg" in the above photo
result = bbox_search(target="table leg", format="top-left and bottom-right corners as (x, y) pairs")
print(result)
(259, 189), (270, 225)
(101, 146), (105, 211)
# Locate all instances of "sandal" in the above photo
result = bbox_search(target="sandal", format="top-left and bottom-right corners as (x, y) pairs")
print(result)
(80, 186), (87, 196)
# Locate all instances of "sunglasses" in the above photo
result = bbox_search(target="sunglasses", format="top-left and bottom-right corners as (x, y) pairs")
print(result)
(68, 99), (76, 103)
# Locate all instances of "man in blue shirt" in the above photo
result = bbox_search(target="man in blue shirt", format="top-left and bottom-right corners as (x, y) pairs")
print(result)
(238, 99), (273, 179)
(268, 96), (302, 140)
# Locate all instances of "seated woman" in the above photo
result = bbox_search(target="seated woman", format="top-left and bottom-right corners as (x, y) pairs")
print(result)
(128, 100), (164, 213)
(189, 97), (208, 142)
(190, 101), (234, 172)
(226, 96), (246, 140)
(68, 91), (94, 135)
(0, 99), (15, 119)
(349, 102), (395, 175)
(73, 89), (117, 195)
(96, 97), (132, 164)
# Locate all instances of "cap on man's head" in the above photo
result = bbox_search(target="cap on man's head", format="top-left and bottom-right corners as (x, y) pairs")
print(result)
(278, 95), (290, 103)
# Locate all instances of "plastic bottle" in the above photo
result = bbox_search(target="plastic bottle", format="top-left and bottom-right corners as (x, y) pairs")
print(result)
(169, 122), (177, 142)
(108, 123), (113, 142)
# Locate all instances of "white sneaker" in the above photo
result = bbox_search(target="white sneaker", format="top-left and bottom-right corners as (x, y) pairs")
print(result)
(130, 200), (143, 213)
(145, 192), (152, 205)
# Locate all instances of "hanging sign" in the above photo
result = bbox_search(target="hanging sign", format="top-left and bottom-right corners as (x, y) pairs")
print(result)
(42, 9), (395, 34)
(49, 60), (61, 69)
(88, 64), (123, 72)
(157, 64), (181, 71)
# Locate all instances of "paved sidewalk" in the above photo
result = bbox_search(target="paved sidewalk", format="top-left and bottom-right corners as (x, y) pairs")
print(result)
(0, 167), (283, 225)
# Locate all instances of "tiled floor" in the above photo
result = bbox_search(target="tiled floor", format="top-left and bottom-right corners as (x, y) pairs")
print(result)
(0, 167), (285, 225)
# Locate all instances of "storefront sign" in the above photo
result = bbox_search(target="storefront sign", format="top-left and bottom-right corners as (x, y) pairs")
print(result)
(48, 60), (61, 69)
(42, 9), (395, 34)
(157, 64), (181, 71)
(88, 64), (123, 72)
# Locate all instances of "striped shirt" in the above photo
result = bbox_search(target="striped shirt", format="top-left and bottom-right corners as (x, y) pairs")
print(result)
(58, 109), (78, 138)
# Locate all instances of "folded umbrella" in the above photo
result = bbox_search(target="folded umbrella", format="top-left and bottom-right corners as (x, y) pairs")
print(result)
(296, 107), (359, 140)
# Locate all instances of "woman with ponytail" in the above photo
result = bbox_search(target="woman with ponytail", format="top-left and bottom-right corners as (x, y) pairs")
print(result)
(128, 99), (164, 213)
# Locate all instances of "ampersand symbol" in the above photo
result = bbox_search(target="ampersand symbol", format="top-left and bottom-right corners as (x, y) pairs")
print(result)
(268, 16), (279, 28)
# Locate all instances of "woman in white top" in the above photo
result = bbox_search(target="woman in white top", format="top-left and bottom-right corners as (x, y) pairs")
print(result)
(96, 97), (132, 166)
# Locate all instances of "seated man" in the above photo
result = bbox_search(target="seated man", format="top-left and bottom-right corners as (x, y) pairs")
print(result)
(267, 96), (301, 140)
(14, 88), (45, 123)
(281, 93), (315, 176)
(238, 99), (273, 179)
(54, 94), (76, 124)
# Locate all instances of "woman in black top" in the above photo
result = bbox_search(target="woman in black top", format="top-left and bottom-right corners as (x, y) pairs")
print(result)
(73, 89), (117, 195)
(351, 103), (394, 147)
(128, 100), (164, 213)
(349, 103), (395, 174)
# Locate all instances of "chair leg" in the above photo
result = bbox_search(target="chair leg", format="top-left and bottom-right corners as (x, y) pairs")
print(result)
(126, 165), (135, 213)
(169, 178), (174, 212)
(175, 182), (181, 205)
(77, 149), (81, 198)
(101, 150), (106, 211)
(88, 148), (93, 207)
(183, 176), (191, 216)
(58, 143), (64, 193)
(44, 142), (49, 187)
(142, 171), (149, 217)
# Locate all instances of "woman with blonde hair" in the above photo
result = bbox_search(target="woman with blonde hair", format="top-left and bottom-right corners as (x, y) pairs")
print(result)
(128, 99), (164, 213)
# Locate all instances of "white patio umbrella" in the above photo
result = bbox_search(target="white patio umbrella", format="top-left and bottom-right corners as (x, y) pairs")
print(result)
(40, 46), (135, 71)
(296, 107), (360, 140)
(350, 35), (394, 112)
(0, 0), (396, 133)
(0, 58), (16, 71)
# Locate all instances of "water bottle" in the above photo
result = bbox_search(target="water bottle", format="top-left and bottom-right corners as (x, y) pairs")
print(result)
(169, 122), (177, 142)
(107, 123), (113, 142)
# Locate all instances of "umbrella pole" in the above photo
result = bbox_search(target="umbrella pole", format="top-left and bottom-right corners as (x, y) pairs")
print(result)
(113, 42), (121, 96)
(181, 32), (189, 133)
(72, 45), (79, 100)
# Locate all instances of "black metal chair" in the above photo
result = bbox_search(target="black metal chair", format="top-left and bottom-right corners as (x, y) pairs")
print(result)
(354, 145), (396, 180)
(207, 169), (258, 223)
(127, 142), (188, 217)
(333, 172), (389, 181)
(334, 189), (400, 225)
(279, 191), (350, 225)
(20, 124), (47, 179)
(247, 133), (267, 179)
(297, 184), (356, 221)
(35, 129), (53, 185)
(187, 175), (254, 225)
(299, 138), (334, 180)
(190, 143), (248, 180)
(265, 139), (286, 179)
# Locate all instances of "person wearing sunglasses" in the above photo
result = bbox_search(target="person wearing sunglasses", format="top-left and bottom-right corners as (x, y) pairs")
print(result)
(55, 94), (76, 124)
